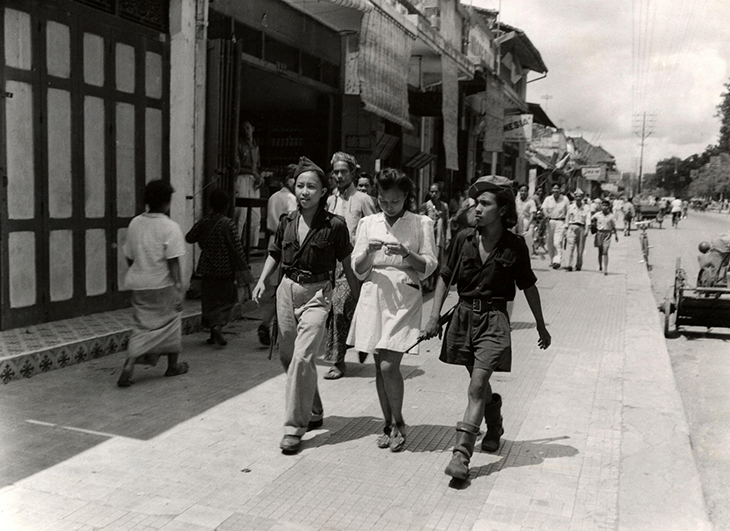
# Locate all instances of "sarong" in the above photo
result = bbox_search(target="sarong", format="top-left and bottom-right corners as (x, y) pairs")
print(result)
(127, 286), (182, 366)
(201, 277), (236, 329)
(325, 264), (354, 364)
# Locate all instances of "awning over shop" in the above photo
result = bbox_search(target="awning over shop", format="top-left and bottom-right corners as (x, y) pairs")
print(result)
(358, 6), (415, 130)
(284, 0), (371, 32)
(442, 56), (459, 170)
(404, 151), (437, 169)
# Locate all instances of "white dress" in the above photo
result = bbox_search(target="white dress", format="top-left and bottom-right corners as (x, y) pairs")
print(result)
(347, 211), (438, 354)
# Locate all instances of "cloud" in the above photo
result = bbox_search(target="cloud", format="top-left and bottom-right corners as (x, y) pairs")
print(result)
(472, 0), (730, 173)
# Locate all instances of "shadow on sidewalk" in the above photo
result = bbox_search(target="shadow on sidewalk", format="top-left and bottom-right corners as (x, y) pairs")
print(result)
(448, 436), (579, 489)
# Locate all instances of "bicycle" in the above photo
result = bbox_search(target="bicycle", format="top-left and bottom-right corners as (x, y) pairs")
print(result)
(636, 220), (652, 270)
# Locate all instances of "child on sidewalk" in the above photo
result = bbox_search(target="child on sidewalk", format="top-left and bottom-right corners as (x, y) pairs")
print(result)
(421, 175), (551, 482)
(592, 199), (619, 275)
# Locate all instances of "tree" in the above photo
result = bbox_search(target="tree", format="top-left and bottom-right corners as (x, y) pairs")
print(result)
(718, 81), (730, 153)
(655, 157), (689, 194)
(688, 152), (730, 198)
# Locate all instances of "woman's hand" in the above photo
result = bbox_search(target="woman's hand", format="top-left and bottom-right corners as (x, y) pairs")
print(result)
(252, 282), (266, 305)
(384, 241), (409, 257)
(537, 324), (551, 349)
(420, 316), (442, 341)
(367, 239), (384, 255)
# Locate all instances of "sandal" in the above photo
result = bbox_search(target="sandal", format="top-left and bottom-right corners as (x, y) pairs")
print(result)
(164, 361), (190, 377)
(324, 364), (345, 380)
(116, 377), (133, 387)
(211, 326), (227, 347)
(390, 425), (407, 453)
(376, 425), (392, 449)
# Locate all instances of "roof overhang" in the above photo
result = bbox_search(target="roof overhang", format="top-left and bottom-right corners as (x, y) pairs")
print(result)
(281, 0), (371, 33)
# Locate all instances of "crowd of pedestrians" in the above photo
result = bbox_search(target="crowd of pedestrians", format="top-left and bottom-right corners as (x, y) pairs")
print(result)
(125, 149), (646, 482)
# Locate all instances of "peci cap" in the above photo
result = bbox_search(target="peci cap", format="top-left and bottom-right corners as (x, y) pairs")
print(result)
(468, 175), (517, 229)
(468, 174), (514, 199)
(294, 156), (325, 180)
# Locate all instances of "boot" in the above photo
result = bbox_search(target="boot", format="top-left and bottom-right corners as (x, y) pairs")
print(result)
(481, 393), (504, 452)
(444, 421), (480, 480)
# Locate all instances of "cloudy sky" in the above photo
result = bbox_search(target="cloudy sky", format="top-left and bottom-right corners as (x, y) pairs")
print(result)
(472, 0), (730, 175)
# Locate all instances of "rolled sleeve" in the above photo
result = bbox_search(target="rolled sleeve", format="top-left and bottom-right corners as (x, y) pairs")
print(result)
(268, 216), (286, 262)
(513, 237), (537, 290)
(164, 225), (186, 259)
(417, 216), (438, 281)
(333, 219), (354, 262)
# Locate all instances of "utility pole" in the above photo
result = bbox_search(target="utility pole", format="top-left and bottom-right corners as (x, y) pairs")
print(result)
(633, 112), (655, 194)
(541, 94), (553, 112)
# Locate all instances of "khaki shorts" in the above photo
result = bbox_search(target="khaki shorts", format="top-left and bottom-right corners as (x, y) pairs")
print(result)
(439, 302), (512, 372)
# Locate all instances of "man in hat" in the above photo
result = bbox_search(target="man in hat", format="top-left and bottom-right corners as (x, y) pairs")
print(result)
(541, 184), (571, 269)
(422, 175), (551, 482)
(564, 188), (591, 271)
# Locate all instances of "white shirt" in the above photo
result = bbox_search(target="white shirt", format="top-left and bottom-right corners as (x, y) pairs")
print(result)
(327, 184), (377, 243)
(351, 212), (438, 282)
(671, 198), (683, 213)
(123, 213), (186, 291)
(267, 187), (297, 232)
(541, 195), (570, 220)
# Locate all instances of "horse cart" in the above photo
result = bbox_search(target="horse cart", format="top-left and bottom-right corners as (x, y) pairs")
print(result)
(661, 236), (730, 337)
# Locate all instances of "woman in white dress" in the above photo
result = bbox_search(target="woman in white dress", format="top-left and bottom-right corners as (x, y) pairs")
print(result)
(348, 169), (438, 451)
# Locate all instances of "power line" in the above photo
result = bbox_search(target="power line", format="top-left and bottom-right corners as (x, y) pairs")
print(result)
(634, 112), (656, 193)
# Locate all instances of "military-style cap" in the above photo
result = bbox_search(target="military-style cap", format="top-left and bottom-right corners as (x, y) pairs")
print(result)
(574, 188), (585, 196)
(294, 156), (325, 179)
(468, 174), (514, 199)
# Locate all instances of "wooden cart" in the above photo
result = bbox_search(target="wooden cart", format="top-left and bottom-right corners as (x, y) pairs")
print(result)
(662, 257), (730, 337)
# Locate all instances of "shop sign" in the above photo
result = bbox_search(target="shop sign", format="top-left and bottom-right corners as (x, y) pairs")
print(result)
(503, 114), (533, 142)
(345, 52), (360, 95)
(468, 26), (495, 69)
(581, 166), (605, 181)
(345, 135), (371, 151)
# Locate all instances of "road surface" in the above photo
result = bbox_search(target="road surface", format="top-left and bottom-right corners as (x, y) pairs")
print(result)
(640, 209), (730, 530)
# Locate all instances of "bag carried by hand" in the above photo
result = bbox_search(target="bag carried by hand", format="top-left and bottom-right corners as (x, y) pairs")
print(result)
(590, 218), (598, 235)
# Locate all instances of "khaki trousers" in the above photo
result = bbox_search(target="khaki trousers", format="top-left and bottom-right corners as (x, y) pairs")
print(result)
(565, 224), (585, 270)
(277, 276), (331, 436)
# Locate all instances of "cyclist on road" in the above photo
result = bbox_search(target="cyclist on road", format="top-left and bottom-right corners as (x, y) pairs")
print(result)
(671, 197), (683, 227)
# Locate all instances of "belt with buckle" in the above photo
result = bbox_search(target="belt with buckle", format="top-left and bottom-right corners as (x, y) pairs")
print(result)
(459, 298), (507, 313)
(284, 269), (331, 284)
(550, 217), (565, 221)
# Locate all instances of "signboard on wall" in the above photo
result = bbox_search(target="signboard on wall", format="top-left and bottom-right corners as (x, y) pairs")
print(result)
(503, 114), (533, 142)
(581, 166), (605, 181)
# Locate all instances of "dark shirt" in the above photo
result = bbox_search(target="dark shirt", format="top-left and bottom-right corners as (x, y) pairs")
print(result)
(186, 214), (248, 280)
(268, 208), (353, 275)
(440, 228), (537, 301)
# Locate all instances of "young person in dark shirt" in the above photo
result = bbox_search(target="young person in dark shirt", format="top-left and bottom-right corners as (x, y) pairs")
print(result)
(422, 175), (551, 481)
(252, 156), (359, 455)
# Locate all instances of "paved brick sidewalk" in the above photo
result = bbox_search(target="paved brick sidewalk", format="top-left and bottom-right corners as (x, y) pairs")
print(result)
(0, 239), (711, 530)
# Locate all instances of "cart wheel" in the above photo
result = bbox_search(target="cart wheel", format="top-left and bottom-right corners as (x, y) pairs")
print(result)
(663, 297), (675, 338)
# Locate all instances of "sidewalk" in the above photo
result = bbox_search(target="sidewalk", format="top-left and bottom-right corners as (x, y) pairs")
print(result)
(0, 239), (711, 530)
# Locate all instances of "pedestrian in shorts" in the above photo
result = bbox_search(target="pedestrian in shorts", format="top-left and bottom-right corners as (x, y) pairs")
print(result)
(591, 199), (619, 275)
(422, 175), (551, 481)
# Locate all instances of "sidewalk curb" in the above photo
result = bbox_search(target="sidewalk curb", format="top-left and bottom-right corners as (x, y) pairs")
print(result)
(619, 240), (712, 529)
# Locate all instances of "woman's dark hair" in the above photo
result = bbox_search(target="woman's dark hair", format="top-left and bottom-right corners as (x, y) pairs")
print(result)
(209, 188), (230, 214)
(144, 180), (174, 211)
(376, 168), (416, 211)
(492, 189), (518, 229)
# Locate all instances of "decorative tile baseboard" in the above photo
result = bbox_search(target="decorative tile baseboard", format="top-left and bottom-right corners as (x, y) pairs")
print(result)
(0, 306), (203, 385)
